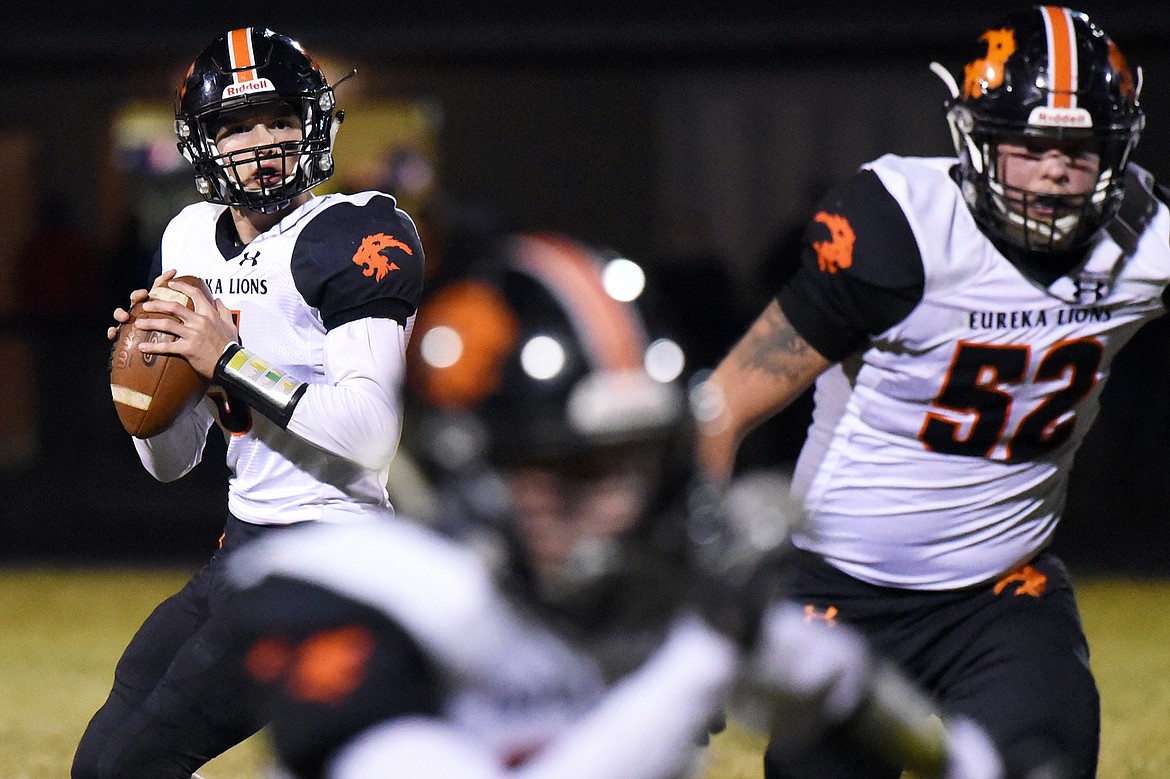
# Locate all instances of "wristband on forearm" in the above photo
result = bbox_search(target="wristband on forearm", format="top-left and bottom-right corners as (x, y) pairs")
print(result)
(213, 343), (308, 428)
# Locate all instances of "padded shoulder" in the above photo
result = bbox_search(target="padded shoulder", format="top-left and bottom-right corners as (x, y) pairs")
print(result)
(1108, 164), (1162, 255)
(291, 192), (425, 329)
(228, 520), (501, 673)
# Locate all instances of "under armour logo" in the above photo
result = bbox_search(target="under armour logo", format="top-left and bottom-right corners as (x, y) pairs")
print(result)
(803, 604), (839, 626)
(240, 250), (261, 267)
(1073, 275), (1110, 305)
(993, 565), (1048, 598)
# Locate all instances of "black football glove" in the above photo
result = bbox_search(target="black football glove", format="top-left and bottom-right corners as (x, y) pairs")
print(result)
(684, 476), (792, 649)
(208, 385), (253, 434)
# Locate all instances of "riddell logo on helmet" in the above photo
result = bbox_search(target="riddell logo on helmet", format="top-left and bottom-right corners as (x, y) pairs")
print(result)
(1028, 106), (1092, 128)
(221, 78), (275, 99)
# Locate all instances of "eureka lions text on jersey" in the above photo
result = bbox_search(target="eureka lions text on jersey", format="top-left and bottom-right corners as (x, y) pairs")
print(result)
(779, 156), (1170, 589)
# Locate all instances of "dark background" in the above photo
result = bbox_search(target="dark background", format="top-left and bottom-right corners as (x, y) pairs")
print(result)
(0, 2), (1167, 572)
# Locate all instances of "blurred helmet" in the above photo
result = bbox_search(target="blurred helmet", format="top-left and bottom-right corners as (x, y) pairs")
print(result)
(175, 27), (341, 212)
(941, 6), (1143, 252)
(407, 233), (690, 641)
(409, 233), (687, 469)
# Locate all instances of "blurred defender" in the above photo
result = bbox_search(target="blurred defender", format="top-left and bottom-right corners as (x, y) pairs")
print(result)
(223, 234), (1003, 779)
(73, 28), (423, 779)
(697, 7), (1167, 777)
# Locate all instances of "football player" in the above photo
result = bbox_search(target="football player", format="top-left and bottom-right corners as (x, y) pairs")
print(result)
(696, 6), (1166, 778)
(73, 28), (423, 779)
(220, 235), (1003, 779)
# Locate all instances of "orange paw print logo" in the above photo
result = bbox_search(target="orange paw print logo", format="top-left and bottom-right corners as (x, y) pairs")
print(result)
(352, 232), (413, 281)
(812, 212), (855, 274)
(245, 625), (375, 705)
(993, 565), (1048, 598)
(803, 604), (839, 627)
(963, 28), (1016, 99)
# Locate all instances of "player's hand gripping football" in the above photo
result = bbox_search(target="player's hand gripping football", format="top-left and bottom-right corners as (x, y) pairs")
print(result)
(128, 271), (239, 381)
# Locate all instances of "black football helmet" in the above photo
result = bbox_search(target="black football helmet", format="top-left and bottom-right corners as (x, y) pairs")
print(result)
(408, 233), (687, 471)
(938, 6), (1143, 252)
(406, 234), (692, 646)
(175, 27), (341, 212)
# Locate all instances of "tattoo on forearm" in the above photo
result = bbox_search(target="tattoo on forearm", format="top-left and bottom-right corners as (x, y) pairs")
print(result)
(736, 304), (814, 381)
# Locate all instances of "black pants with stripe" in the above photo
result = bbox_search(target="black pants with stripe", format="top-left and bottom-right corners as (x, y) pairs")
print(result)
(71, 516), (290, 779)
(765, 549), (1100, 779)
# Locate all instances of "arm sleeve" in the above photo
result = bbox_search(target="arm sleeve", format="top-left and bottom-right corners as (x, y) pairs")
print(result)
(776, 168), (926, 362)
(286, 317), (408, 472)
(328, 616), (739, 779)
(292, 194), (425, 330)
(514, 615), (737, 779)
(131, 399), (216, 482)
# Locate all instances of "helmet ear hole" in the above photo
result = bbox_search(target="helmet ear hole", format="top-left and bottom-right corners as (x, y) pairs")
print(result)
(948, 105), (974, 135)
(946, 105), (984, 174)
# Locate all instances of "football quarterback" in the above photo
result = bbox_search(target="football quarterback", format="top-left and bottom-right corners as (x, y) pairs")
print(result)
(75, 27), (424, 779)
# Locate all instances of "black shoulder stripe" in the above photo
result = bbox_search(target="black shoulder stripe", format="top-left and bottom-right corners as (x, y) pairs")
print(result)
(292, 194), (425, 330)
(777, 168), (925, 362)
(826, 169), (924, 293)
(324, 297), (414, 330)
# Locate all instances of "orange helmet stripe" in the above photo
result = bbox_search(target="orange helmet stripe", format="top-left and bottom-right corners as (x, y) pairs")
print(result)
(513, 234), (645, 372)
(227, 27), (258, 83)
(1041, 6), (1077, 109)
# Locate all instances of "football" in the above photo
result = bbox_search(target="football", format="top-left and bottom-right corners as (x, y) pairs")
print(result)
(109, 275), (212, 438)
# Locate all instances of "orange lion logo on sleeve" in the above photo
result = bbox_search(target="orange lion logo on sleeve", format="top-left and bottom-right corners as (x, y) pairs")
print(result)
(812, 211), (855, 274)
(352, 232), (414, 282)
(964, 28), (1016, 99)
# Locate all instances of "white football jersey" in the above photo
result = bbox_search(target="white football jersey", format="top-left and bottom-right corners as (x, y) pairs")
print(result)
(780, 156), (1170, 588)
(150, 191), (424, 525)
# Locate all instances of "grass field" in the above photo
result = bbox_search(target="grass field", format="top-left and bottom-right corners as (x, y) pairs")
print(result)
(2, 568), (1167, 778)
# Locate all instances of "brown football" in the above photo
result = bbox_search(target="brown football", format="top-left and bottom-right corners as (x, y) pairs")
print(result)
(109, 275), (212, 438)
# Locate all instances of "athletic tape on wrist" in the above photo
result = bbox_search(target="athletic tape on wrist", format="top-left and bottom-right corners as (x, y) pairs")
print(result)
(214, 343), (307, 428)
